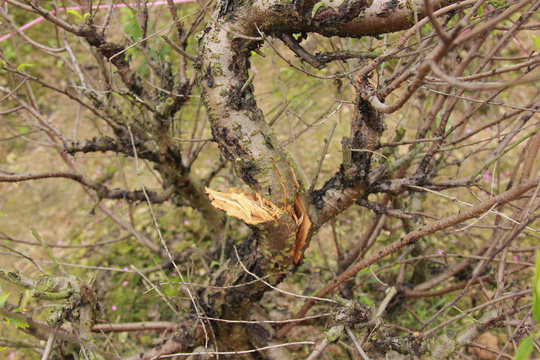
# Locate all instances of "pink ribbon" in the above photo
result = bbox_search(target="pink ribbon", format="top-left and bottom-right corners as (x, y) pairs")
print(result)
(0, 0), (195, 43)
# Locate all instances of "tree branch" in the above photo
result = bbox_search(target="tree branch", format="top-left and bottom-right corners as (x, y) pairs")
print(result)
(65, 136), (160, 163)
(0, 171), (174, 203)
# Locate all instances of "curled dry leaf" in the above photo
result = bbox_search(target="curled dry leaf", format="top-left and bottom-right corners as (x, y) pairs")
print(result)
(205, 187), (283, 225)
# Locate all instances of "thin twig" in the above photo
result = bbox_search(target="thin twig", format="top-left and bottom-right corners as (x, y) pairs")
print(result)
(161, 34), (197, 61)
(30, 227), (66, 276)
(162, 342), (315, 358)
(345, 326), (369, 360)
(41, 332), (56, 360)
(305, 338), (331, 360)
(310, 121), (337, 192)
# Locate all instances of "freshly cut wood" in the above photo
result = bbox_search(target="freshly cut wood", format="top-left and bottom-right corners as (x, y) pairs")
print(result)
(205, 187), (283, 225)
